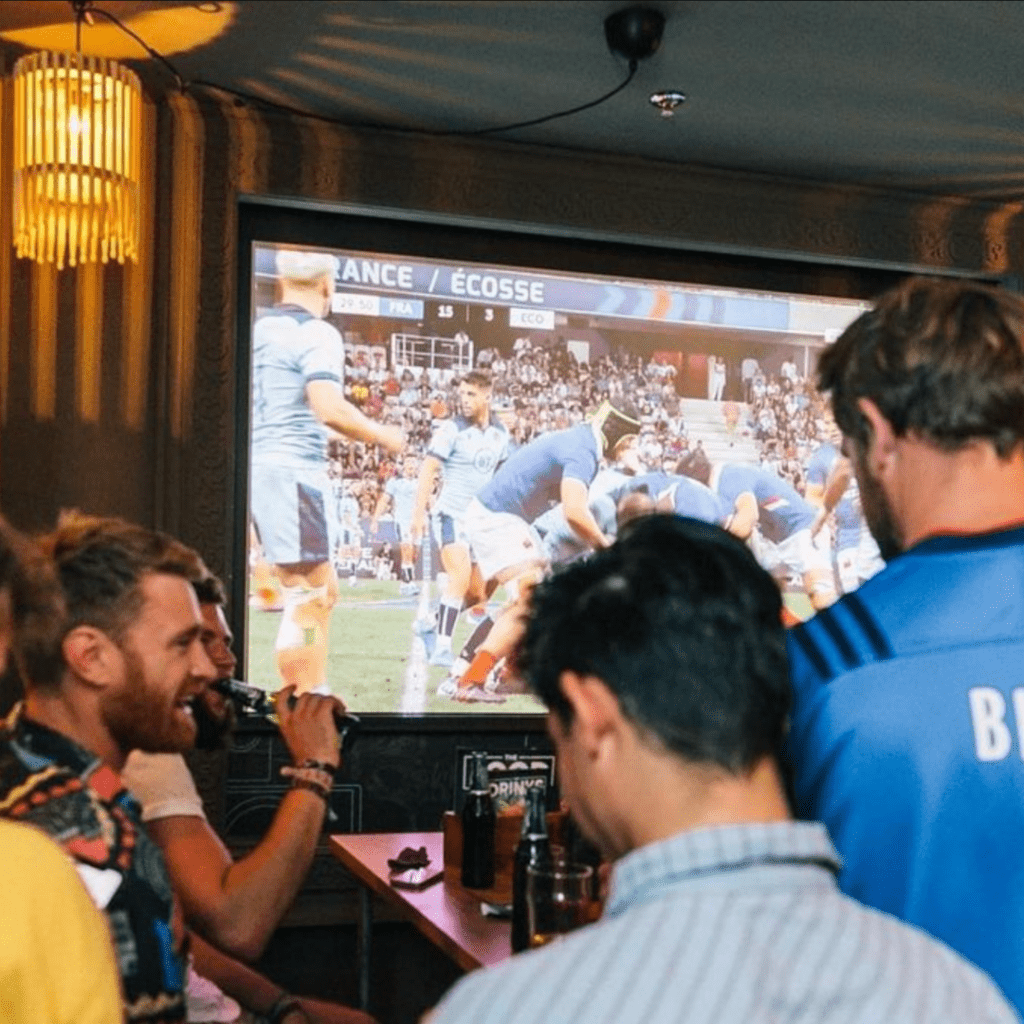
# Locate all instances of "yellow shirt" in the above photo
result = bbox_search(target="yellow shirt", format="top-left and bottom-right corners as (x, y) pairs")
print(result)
(0, 821), (123, 1023)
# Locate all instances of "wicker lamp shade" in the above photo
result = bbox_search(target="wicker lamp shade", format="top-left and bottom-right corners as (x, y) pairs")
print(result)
(13, 51), (142, 269)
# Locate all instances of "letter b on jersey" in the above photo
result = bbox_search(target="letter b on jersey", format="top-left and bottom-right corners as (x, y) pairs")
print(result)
(968, 686), (1024, 761)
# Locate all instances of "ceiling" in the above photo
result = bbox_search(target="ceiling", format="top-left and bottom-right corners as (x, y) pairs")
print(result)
(4, 1), (1024, 202)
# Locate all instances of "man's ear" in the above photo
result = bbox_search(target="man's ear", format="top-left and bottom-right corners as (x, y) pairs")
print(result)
(856, 398), (897, 475)
(62, 626), (121, 689)
(558, 670), (622, 758)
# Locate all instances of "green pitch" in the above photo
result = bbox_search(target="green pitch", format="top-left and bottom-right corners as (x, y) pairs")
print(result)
(245, 578), (545, 715)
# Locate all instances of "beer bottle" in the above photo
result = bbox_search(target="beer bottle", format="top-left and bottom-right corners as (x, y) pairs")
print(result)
(511, 785), (551, 952)
(461, 752), (495, 889)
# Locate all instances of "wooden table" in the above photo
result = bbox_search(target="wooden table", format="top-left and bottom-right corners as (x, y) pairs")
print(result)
(329, 832), (511, 1010)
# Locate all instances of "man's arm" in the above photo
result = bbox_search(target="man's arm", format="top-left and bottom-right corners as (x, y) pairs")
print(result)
(146, 694), (343, 962)
(410, 455), (442, 544)
(561, 477), (609, 550)
(306, 380), (404, 453)
(809, 456), (853, 536)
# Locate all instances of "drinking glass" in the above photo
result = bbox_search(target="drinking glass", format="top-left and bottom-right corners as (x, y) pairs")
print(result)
(525, 861), (594, 948)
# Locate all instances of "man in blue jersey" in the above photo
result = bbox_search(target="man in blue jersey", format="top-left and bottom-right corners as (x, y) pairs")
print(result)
(679, 450), (836, 610)
(451, 399), (641, 702)
(250, 249), (404, 695)
(428, 515), (1016, 1024)
(410, 372), (512, 666)
(786, 276), (1024, 1014)
(371, 454), (422, 595)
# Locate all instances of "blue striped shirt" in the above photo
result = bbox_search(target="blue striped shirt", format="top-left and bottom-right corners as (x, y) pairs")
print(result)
(431, 821), (1016, 1024)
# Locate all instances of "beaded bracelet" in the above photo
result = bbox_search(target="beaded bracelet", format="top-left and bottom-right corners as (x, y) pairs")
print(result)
(280, 765), (334, 790)
(289, 777), (331, 803)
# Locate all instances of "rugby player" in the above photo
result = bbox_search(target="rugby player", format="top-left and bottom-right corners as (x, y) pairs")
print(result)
(449, 399), (641, 703)
(410, 371), (512, 667)
(372, 454), (422, 595)
(679, 449), (836, 610)
(805, 437), (884, 593)
(250, 249), (404, 695)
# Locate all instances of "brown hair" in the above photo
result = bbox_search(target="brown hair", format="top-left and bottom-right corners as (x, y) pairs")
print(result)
(819, 276), (1024, 457)
(39, 511), (208, 646)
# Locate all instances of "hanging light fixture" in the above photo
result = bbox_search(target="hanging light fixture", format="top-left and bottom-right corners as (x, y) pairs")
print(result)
(12, 3), (142, 270)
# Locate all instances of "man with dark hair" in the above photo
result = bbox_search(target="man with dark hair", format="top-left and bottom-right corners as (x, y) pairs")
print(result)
(0, 511), (216, 1024)
(429, 514), (1015, 1024)
(786, 276), (1024, 1013)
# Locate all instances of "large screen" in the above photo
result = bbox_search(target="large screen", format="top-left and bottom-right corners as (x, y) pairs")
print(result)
(240, 211), (887, 717)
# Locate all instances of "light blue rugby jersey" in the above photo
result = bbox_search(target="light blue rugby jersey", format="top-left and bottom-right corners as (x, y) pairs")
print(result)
(712, 463), (814, 543)
(429, 414), (512, 518)
(251, 305), (344, 464)
(385, 476), (418, 528)
(478, 423), (600, 523)
(805, 442), (861, 549)
(786, 525), (1024, 1015)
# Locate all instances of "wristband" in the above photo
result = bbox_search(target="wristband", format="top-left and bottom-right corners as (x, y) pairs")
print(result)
(267, 993), (302, 1023)
(289, 777), (331, 803)
(280, 765), (334, 789)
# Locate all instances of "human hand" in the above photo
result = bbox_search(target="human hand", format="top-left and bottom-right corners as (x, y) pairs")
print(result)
(274, 685), (345, 770)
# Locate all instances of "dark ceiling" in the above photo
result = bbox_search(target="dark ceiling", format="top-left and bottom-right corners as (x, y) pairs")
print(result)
(4, 1), (1024, 202)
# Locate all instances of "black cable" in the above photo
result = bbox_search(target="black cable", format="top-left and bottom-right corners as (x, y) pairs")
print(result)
(83, 3), (185, 91)
(455, 60), (638, 137)
(71, 1), (640, 136)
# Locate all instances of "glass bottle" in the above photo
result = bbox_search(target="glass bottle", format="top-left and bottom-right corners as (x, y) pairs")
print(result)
(461, 752), (495, 889)
(511, 785), (552, 952)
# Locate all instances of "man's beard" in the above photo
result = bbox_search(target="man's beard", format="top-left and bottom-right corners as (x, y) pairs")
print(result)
(100, 646), (197, 757)
(853, 449), (903, 562)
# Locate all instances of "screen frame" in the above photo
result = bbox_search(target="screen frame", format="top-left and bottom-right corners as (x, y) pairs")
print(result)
(234, 198), (1005, 734)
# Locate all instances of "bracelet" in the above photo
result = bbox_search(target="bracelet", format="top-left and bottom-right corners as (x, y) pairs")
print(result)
(295, 759), (337, 776)
(289, 777), (331, 803)
(280, 765), (334, 789)
(267, 992), (302, 1023)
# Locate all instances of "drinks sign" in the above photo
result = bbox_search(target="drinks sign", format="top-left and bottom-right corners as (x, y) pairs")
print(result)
(454, 749), (556, 814)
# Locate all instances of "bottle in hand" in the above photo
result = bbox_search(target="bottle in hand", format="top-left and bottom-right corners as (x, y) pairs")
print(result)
(461, 752), (496, 889)
(511, 785), (552, 953)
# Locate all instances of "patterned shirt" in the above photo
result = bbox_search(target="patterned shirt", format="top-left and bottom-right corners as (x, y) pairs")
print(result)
(431, 821), (1017, 1024)
(0, 709), (186, 1024)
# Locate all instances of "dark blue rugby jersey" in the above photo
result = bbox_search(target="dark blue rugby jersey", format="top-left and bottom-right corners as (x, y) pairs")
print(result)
(713, 463), (815, 543)
(785, 525), (1024, 1015)
(478, 423), (599, 523)
(622, 472), (731, 525)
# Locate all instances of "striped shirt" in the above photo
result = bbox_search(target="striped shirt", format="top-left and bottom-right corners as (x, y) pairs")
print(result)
(430, 821), (1017, 1024)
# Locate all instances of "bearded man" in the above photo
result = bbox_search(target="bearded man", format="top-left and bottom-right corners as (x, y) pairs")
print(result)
(786, 277), (1024, 1014)
(0, 511), (217, 1024)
